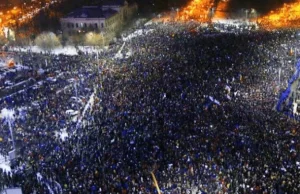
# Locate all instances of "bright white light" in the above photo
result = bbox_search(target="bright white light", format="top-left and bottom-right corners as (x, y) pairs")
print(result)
(1, 108), (15, 122)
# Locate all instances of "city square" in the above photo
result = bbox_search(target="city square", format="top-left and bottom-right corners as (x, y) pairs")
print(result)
(0, 0), (299, 193)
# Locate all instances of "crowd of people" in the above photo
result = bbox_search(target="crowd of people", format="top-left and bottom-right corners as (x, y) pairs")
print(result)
(0, 20), (300, 194)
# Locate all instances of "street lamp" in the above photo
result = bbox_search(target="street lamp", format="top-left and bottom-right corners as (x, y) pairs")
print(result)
(245, 9), (249, 23)
(249, 8), (259, 25)
(176, 8), (179, 21)
(100, 32), (105, 46)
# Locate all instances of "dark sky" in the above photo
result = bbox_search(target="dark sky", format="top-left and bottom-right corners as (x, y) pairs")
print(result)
(0, 0), (296, 15)
(147, 0), (296, 14)
(228, 0), (295, 13)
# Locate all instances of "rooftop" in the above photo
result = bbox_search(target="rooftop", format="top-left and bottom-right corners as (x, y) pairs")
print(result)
(101, 0), (127, 6)
(64, 6), (118, 19)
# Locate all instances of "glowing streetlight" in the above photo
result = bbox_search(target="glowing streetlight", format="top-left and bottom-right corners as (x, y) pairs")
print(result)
(245, 9), (249, 23)
(174, 8), (179, 21)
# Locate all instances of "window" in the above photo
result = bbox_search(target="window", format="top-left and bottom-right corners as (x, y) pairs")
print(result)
(94, 23), (98, 28)
(76, 23), (78, 28)
(71, 23), (74, 28)
(101, 23), (104, 28)
(84, 23), (87, 28)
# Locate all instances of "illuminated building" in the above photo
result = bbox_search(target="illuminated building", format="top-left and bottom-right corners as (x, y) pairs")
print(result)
(60, 0), (138, 36)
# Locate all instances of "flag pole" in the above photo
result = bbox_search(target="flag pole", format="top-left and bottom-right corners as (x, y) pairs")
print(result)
(150, 172), (162, 194)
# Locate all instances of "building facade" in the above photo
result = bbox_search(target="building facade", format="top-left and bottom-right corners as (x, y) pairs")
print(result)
(60, 0), (138, 36)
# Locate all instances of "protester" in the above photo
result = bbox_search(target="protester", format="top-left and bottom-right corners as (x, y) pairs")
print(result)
(0, 21), (299, 194)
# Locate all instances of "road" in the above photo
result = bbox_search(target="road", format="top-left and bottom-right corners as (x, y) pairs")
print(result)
(0, 0), (62, 33)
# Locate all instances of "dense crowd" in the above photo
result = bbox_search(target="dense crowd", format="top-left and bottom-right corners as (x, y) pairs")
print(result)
(0, 21), (300, 194)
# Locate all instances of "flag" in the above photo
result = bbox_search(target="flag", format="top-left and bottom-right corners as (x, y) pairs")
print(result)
(209, 96), (221, 105)
(226, 94), (231, 100)
(225, 85), (231, 92)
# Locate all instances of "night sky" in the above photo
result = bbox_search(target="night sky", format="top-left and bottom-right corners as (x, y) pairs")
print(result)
(0, 0), (296, 15)
(139, 0), (296, 14)
(228, 0), (295, 13)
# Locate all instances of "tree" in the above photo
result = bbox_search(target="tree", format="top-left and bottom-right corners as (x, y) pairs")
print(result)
(14, 36), (30, 47)
(60, 34), (68, 47)
(84, 32), (105, 47)
(0, 34), (8, 48)
(68, 34), (84, 48)
(34, 32), (61, 52)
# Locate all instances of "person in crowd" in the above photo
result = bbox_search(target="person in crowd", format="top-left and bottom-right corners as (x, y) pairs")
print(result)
(0, 21), (299, 194)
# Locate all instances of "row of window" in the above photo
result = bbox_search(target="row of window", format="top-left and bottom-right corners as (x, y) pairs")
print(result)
(66, 22), (104, 29)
